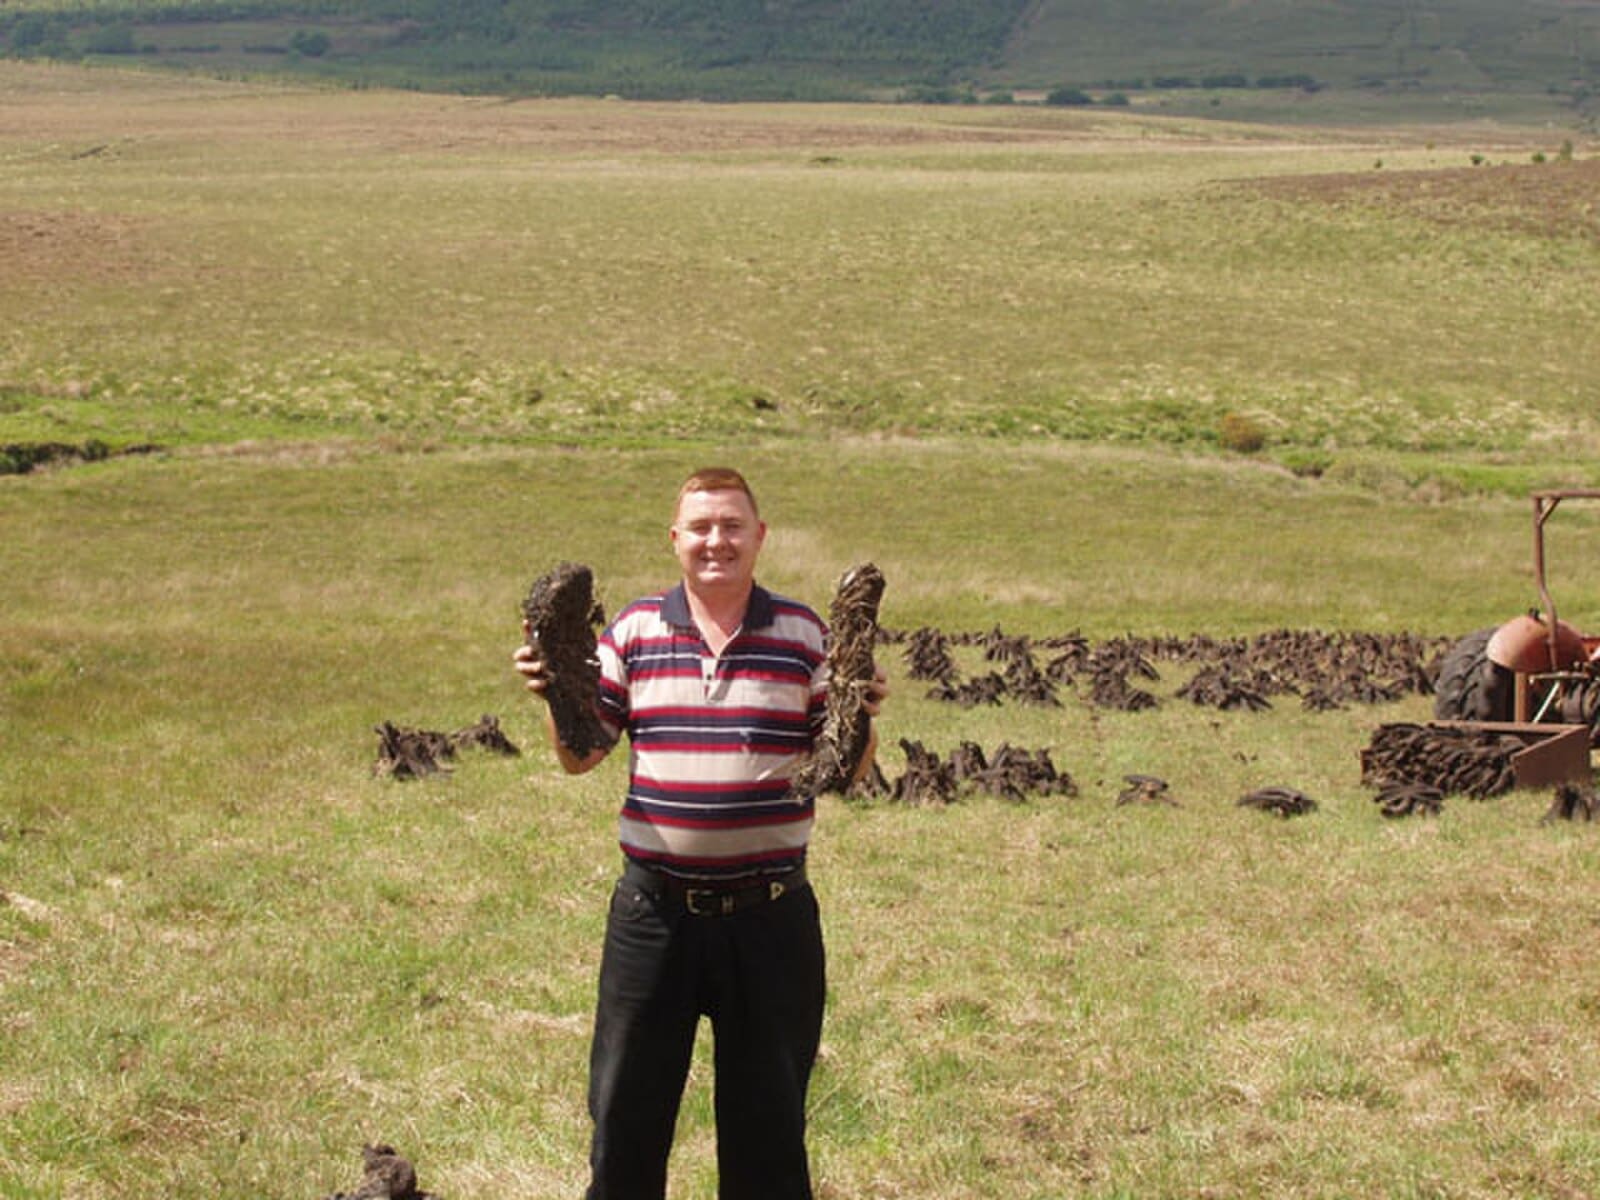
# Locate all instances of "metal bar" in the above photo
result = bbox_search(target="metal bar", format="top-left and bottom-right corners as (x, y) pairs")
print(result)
(1532, 682), (1562, 723)
(1535, 493), (1560, 671)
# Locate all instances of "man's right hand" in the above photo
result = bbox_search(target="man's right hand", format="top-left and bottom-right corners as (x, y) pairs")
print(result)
(513, 620), (552, 697)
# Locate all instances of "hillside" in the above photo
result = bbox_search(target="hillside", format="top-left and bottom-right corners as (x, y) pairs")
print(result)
(0, 0), (1597, 118)
(1005, 0), (1600, 93)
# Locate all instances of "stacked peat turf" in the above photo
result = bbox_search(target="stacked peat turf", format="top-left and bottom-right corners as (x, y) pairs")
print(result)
(374, 723), (455, 780)
(373, 715), (520, 780)
(323, 1143), (435, 1200)
(449, 713), (520, 755)
(1359, 722), (1519, 800)
(1002, 652), (1061, 707)
(903, 626), (957, 681)
(1373, 781), (1445, 818)
(951, 741), (1076, 801)
(1237, 785), (1317, 817)
(1543, 782), (1600, 823)
(789, 563), (887, 800)
(927, 672), (1008, 708)
(1177, 666), (1272, 712)
(902, 624), (1447, 713)
(890, 738), (960, 806)
(1117, 774), (1175, 806)
(880, 738), (1076, 806)
(1089, 669), (1160, 711)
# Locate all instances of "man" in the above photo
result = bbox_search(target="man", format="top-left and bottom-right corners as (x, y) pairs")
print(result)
(513, 466), (886, 1200)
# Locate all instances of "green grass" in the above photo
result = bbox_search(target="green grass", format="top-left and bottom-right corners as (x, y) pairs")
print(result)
(8, 443), (1600, 1197)
(6, 65), (1600, 1198)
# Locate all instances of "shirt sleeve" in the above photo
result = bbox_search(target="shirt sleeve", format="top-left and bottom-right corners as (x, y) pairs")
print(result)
(807, 624), (830, 739)
(595, 624), (629, 739)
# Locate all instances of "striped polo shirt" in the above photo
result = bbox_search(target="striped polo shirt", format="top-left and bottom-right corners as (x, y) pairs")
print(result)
(593, 582), (829, 882)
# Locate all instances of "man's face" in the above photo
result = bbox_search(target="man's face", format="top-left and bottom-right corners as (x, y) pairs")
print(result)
(671, 487), (767, 595)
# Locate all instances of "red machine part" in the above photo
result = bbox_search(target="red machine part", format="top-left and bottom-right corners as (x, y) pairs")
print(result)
(1486, 613), (1588, 673)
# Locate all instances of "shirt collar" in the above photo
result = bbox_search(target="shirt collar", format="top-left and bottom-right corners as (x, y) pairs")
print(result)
(662, 582), (775, 632)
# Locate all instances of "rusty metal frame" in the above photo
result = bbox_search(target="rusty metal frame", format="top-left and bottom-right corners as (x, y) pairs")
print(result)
(1531, 489), (1600, 669)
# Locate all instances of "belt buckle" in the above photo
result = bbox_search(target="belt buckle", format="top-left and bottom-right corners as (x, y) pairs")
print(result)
(685, 888), (734, 917)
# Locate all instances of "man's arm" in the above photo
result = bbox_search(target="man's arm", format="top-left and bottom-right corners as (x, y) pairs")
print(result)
(847, 664), (889, 786)
(513, 622), (612, 775)
(543, 709), (610, 775)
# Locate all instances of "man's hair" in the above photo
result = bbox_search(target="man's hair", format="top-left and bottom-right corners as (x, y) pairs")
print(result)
(675, 466), (759, 519)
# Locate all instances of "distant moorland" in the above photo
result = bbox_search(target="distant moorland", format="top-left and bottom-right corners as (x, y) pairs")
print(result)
(0, 0), (1597, 123)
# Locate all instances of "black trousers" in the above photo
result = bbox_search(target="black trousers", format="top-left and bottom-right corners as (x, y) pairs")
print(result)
(584, 865), (826, 1200)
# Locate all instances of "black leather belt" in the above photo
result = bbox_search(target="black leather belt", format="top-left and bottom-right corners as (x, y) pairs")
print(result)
(622, 860), (808, 917)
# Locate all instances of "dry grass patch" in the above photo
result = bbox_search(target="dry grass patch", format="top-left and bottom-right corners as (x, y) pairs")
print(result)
(0, 65), (1328, 159)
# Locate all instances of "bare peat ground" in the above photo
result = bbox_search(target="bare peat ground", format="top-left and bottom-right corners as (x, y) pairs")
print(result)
(1248, 157), (1600, 243)
(0, 209), (160, 287)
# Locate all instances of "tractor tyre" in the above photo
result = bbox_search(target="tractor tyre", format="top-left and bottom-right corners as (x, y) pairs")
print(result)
(1432, 627), (1515, 723)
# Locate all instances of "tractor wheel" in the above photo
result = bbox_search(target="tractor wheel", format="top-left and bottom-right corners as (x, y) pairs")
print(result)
(1432, 627), (1514, 723)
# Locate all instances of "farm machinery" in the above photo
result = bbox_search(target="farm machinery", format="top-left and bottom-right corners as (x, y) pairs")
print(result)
(1430, 489), (1600, 787)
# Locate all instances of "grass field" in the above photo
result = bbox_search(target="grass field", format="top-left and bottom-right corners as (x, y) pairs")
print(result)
(3, 64), (1598, 477)
(5, 62), (1600, 1198)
